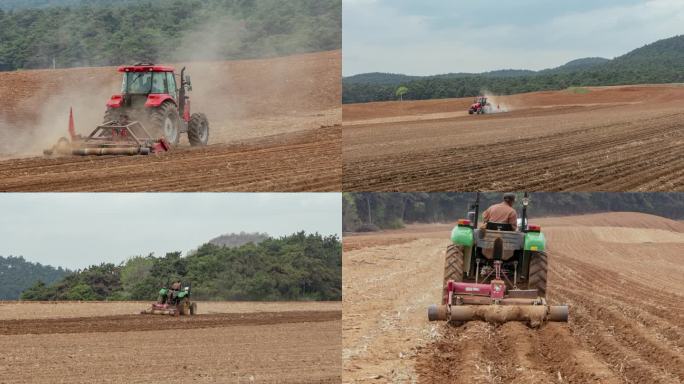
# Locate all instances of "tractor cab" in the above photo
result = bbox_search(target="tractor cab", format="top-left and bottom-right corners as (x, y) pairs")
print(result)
(119, 65), (177, 96)
(474, 96), (487, 106)
(108, 63), (194, 117)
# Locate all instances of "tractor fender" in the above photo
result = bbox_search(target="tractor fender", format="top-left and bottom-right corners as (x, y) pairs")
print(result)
(524, 231), (546, 251)
(106, 94), (123, 108)
(451, 224), (474, 247)
(145, 94), (176, 108)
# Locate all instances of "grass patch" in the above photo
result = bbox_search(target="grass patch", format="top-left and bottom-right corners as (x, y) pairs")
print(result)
(566, 86), (591, 94)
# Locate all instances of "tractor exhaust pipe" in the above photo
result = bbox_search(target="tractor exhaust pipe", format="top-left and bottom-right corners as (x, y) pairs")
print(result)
(428, 304), (569, 325)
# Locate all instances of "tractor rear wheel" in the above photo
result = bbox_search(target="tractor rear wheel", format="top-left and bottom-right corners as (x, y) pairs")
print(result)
(149, 102), (180, 145)
(528, 251), (548, 298)
(442, 244), (464, 304)
(187, 113), (209, 146)
(190, 302), (197, 315)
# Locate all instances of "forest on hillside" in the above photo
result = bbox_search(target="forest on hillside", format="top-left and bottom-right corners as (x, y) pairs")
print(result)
(0, 256), (70, 299)
(343, 35), (684, 103)
(0, 0), (341, 71)
(21, 232), (342, 301)
(343, 193), (684, 232)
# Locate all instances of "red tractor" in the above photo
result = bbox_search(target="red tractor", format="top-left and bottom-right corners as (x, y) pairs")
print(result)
(468, 96), (492, 115)
(106, 63), (209, 146)
(44, 63), (209, 156)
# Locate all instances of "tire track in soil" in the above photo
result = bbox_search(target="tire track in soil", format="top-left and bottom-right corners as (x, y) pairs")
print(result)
(343, 112), (684, 191)
(0, 310), (341, 335)
(415, 321), (621, 384)
(414, 322), (498, 383)
(0, 126), (341, 191)
(345, 216), (683, 384)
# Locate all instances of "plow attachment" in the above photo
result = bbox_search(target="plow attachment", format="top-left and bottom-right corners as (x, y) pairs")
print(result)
(141, 303), (180, 316)
(44, 109), (169, 156)
(141, 297), (196, 317)
(428, 303), (568, 326)
(429, 261), (569, 327)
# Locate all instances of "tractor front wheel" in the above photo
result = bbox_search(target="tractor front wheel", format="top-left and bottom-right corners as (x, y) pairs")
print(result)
(190, 302), (197, 315)
(149, 102), (180, 145)
(187, 113), (209, 146)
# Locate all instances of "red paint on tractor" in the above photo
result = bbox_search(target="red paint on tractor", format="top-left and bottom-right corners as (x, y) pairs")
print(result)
(106, 95), (123, 108)
(183, 98), (191, 122)
(117, 65), (174, 73)
(144, 94), (175, 108)
(68, 107), (76, 141)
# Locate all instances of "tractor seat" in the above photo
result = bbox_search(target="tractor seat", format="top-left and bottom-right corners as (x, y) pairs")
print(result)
(486, 222), (514, 231)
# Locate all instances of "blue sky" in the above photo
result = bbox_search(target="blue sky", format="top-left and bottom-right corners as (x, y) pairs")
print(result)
(343, 0), (684, 75)
(0, 193), (341, 269)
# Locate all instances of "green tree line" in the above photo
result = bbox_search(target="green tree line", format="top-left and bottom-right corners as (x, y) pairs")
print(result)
(0, 256), (70, 299)
(343, 193), (684, 232)
(21, 232), (342, 301)
(343, 35), (684, 103)
(0, 0), (341, 71)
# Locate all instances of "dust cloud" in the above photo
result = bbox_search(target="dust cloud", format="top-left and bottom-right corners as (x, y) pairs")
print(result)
(481, 90), (513, 113)
(0, 11), (339, 158)
(0, 71), (118, 158)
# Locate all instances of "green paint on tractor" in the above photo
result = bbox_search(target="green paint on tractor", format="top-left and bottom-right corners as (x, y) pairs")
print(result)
(451, 224), (474, 247)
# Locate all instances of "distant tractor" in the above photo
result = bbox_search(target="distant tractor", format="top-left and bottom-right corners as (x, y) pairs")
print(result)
(141, 283), (197, 316)
(468, 96), (493, 115)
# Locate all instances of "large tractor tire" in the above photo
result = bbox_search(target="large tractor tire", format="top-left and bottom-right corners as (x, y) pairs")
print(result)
(442, 244), (464, 305)
(190, 302), (197, 315)
(103, 108), (123, 123)
(149, 102), (180, 145)
(187, 113), (209, 146)
(528, 251), (548, 298)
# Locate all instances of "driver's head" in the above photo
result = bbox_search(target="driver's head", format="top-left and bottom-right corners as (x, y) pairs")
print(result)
(503, 193), (516, 206)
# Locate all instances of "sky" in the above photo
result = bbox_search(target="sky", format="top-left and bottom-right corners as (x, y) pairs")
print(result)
(0, 193), (341, 270)
(343, 0), (684, 76)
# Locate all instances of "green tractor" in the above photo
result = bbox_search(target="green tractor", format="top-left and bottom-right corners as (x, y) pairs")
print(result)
(428, 193), (568, 326)
(141, 283), (197, 316)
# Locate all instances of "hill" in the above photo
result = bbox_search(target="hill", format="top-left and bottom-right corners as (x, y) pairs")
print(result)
(0, 256), (70, 299)
(343, 35), (684, 103)
(343, 72), (421, 85)
(21, 231), (342, 301)
(541, 57), (610, 74)
(343, 192), (684, 232)
(0, 0), (341, 71)
(208, 232), (270, 248)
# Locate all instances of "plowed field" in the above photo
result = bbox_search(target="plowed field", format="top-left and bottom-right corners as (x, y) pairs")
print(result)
(342, 212), (684, 383)
(0, 301), (341, 383)
(343, 85), (684, 191)
(0, 51), (341, 191)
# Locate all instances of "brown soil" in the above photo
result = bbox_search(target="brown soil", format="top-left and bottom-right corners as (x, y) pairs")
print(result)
(0, 51), (341, 191)
(0, 303), (341, 383)
(343, 85), (684, 191)
(0, 126), (340, 191)
(343, 213), (684, 383)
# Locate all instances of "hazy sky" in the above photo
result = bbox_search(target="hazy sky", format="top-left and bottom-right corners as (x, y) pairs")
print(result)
(343, 0), (684, 76)
(0, 193), (341, 270)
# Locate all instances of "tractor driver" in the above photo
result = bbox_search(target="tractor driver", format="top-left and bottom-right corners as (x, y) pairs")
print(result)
(168, 280), (182, 302)
(481, 193), (518, 231)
